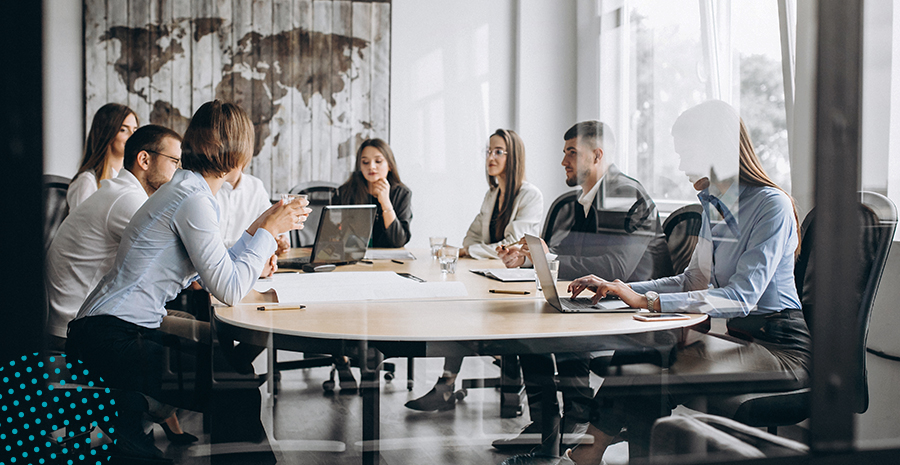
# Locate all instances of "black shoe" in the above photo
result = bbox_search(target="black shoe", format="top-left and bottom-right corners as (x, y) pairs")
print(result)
(335, 359), (358, 392)
(404, 379), (457, 412)
(161, 422), (199, 445)
(109, 433), (173, 464)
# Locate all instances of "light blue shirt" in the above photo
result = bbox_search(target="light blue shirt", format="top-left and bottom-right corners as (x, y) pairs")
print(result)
(630, 185), (800, 318)
(75, 170), (277, 328)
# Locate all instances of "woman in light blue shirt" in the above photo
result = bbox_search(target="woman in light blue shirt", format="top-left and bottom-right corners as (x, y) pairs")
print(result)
(67, 100), (309, 460)
(562, 101), (810, 464)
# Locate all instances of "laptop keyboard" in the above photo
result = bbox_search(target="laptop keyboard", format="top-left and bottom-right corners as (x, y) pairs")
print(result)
(560, 297), (599, 310)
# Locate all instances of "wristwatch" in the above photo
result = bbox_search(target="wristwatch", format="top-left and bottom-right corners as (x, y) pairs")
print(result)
(645, 291), (659, 312)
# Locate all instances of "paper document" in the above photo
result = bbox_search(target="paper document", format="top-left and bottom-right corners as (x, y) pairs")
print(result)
(470, 268), (536, 282)
(364, 249), (417, 260)
(252, 271), (466, 303)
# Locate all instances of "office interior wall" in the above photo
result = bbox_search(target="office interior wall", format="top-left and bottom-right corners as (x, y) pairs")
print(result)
(860, 0), (892, 196)
(43, 0), (83, 178)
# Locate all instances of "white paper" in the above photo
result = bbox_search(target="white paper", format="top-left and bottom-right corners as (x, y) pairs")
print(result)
(364, 249), (417, 260)
(252, 271), (466, 303)
(470, 268), (536, 282)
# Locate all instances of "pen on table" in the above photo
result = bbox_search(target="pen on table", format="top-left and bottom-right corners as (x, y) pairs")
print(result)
(360, 260), (374, 265)
(489, 289), (530, 295)
(391, 259), (405, 265)
(257, 304), (306, 311)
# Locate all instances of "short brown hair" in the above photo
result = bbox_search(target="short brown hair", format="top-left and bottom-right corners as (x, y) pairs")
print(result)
(123, 125), (183, 171)
(181, 100), (254, 177)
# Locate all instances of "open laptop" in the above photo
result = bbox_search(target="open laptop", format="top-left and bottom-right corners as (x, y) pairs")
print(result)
(279, 205), (376, 269)
(524, 234), (637, 313)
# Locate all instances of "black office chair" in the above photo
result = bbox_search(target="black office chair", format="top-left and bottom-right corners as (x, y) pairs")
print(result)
(707, 191), (897, 434)
(542, 190), (579, 245)
(662, 204), (703, 274)
(287, 181), (339, 247)
(43, 174), (70, 253)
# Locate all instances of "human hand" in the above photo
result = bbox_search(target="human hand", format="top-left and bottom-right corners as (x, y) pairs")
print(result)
(260, 253), (278, 278)
(275, 234), (290, 256)
(370, 177), (392, 206)
(568, 276), (647, 308)
(459, 246), (469, 258)
(254, 198), (311, 238)
(496, 241), (527, 268)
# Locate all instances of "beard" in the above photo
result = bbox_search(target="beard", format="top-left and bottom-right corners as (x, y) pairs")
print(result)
(565, 166), (590, 187)
(145, 168), (169, 194)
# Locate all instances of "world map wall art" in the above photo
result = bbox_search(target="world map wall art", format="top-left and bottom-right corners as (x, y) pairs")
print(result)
(84, 0), (392, 195)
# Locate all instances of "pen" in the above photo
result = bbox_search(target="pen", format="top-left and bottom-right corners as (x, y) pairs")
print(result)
(489, 289), (530, 295)
(257, 305), (306, 311)
(360, 260), (374, 264)
(391, 259), (405, 265)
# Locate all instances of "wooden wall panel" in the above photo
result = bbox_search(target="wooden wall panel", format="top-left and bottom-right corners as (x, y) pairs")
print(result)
(84, 0), (391, 195)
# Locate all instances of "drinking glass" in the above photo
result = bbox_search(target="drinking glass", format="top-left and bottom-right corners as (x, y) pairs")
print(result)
(430, 236), (447, 259)
(439, 246), (459, 274)
(280, 194), (308, 226)
(536, 258), (559, 293)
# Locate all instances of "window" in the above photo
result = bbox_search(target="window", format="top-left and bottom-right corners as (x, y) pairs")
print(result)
(598, 0), (793, 210)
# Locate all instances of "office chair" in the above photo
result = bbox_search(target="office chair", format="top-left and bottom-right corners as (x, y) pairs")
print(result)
(706, 191), (897, 434)
(287, 181), (340, 247)
(43, 174), (70, 253)
(662, 204), (703, 274)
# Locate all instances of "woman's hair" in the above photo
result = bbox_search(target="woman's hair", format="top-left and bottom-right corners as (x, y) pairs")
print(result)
(78, 103), (138, 187)
(181, 100), (255, 178)
(340, 138), (403, 205)
(488, 129), (526, 240)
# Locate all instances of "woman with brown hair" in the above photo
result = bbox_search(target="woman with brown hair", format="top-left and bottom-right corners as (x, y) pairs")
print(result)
(460, 128), (543, 258)
(68, 103), (139, 209)
(336, 138), (412, 248)
(67, 100), (310, 461)
(552, 100), (810, 464)
(405, 129), (543, 412)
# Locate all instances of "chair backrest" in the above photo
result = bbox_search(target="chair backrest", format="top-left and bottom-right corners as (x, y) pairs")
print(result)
(793, 191), (897, 414)
(43, 175), (71, 253)
(288, 181), (340, 247)
(662, 204), (703, 274)
(541, 190), (579, 243)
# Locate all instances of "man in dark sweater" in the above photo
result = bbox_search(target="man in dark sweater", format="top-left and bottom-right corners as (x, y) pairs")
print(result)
(495, 121), (670, 451)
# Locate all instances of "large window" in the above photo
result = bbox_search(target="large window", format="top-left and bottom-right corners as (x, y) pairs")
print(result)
(599, 0), (793, 210)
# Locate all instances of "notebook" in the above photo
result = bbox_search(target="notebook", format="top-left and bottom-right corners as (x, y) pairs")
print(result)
(279, 205), (376, 269)
(524, 234), (637, 313)
(470, 268), (536, 282)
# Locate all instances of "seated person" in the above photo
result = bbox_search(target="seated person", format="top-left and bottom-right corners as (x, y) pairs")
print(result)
(336, 138), (412, 248)
(68, 103), (139, 210)
(560, 101), (809, 464)
(47, 124), (197, 443)
(494, 121), (669, 450)
(405, 128), (543, 411)
(66, 100), (310, 460)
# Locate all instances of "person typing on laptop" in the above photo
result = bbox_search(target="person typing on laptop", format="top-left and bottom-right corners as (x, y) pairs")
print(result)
(493, 121), (670, 451)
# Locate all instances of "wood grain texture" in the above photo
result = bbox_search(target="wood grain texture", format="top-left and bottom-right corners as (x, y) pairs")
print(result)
(85, 0), (391, 195)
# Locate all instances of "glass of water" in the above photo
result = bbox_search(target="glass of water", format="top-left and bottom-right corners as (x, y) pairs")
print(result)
(430, 236), (447, 259)
(439, 246), (459, 273)
(536, 258), (559, 293)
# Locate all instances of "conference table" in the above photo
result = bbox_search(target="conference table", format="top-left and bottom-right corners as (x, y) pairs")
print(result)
(214, 248), (708, 464)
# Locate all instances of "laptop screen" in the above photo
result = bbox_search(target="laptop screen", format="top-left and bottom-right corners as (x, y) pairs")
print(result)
(311, 205), (376, 264)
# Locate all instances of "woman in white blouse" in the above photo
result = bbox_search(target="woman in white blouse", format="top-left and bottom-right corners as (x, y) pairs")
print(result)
(68, 103), (139, 210)
(460, 128), (544, 259)
(406, 128), (543, 412)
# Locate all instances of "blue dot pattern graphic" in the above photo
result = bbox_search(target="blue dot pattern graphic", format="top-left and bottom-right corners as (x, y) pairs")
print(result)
(0, 353), (114, 464)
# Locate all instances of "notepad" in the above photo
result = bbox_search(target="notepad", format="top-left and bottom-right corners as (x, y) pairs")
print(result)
(364, 249), (417, 260)
(469, 268), (536, 282)
(252, 271), (466, 303)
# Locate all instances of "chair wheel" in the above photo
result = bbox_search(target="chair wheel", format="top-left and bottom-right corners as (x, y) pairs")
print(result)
(323, 379), (335, 391)
(454, 389), (467, 401)
(384, 372), (394, 382)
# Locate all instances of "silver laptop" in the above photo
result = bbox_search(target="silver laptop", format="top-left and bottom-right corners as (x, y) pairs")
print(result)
(278, 205), (376, 269)
(524, 234), (637, 313)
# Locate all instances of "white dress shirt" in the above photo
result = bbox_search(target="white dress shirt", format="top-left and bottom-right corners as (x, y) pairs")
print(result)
(67, 168), (119, 211)
(463, 182), (544, 259)
(46, 169), (148, 338)
(75, 170), (277, 328)
(577, 176), (604, 218)
(216, 173), (273, 247)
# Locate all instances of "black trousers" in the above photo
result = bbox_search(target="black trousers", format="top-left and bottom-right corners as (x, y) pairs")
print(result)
(520, 352), (593, 425)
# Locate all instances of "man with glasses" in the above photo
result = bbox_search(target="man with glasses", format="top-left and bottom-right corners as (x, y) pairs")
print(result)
(46, 124), (183, 351)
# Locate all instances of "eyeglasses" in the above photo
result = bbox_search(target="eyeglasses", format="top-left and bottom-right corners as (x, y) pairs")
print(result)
(146, 150), (182, 168)
(485, 148), (508, 159)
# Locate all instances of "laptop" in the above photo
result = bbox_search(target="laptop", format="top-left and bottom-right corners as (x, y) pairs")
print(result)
(279, 205), (376, 269)
(524, 234), (637, 313)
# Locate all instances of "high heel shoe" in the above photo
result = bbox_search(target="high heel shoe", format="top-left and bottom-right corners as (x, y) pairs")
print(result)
(161, 423), (199, 445)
